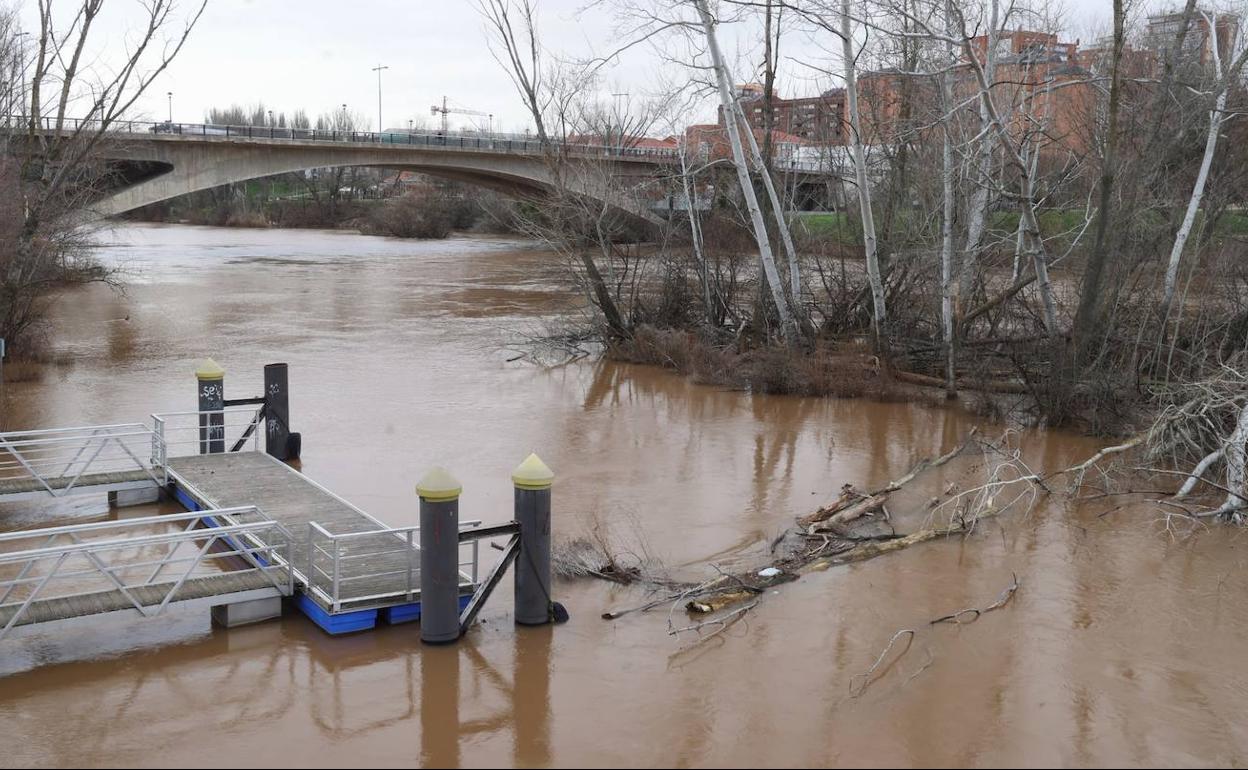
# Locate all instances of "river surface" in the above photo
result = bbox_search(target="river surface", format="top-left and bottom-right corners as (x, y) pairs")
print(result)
(0, 223), (1246, 768)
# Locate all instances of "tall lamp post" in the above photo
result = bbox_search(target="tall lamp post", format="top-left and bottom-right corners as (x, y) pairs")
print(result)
(14, 31), (29, 122)
(371, 63), (388, 132)
(611, 92), (628, 151)
(166, 91), (173, 123)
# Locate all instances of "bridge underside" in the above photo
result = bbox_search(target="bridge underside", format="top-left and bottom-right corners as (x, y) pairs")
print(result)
(91, 138), (667, 225)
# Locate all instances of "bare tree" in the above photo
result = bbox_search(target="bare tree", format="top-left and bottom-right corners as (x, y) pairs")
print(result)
(477, 0), (632, 339)
(1, 0), (207, 349)
(839, 0), (889, 348)
(1072, 0), (1127, 356)
(1160, 10), (1248, 327)
(693, 0), (797, 341)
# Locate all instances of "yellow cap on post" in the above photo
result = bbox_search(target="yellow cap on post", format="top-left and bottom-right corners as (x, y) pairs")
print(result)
(416, 466), (462, 502)
(511, 453), (554, 490)
(195, 357), (225, 380)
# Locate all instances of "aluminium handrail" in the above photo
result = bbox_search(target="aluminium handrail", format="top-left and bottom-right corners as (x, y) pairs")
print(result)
(0, 507), (265, 542)
(0, 507), (296, 639)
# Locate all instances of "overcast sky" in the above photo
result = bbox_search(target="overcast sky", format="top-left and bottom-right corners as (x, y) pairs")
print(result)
(21, 0), (1164, 134)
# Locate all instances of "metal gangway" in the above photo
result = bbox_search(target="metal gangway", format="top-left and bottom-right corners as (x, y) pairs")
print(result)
(0, 423), (167, 502)
(0, 507), (295, 640)
(0, 399), (271, 503)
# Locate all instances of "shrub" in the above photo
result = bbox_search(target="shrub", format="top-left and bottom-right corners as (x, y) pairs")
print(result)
(367, 192), (459, 239)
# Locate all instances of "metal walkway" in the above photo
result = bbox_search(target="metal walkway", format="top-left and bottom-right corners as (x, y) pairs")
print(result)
(166, 451), (480, 617)
(0, 423), (164, 502)
(0, 508), (294, 640)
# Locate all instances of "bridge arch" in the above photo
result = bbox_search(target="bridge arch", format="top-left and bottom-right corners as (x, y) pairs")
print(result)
(92, 136), (666, 225)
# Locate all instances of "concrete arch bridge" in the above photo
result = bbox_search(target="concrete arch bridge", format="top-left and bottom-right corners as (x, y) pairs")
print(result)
(55, 120), (679, 224)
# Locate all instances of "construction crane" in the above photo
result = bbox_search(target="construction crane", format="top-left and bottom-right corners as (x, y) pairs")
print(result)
(430, 96), (489, 133)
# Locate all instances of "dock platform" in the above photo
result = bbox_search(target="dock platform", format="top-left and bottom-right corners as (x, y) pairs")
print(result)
(167, 452), (479, 632)
(0, 392), (489, 640)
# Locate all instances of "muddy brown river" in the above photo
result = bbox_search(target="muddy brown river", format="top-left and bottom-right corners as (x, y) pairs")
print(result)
(0, 224), (1245, 768)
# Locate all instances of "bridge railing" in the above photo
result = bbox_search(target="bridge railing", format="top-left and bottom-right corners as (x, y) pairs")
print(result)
(151, 405), (265, 464)
(0, 506), (295, 639)
(304, 520), (481, 612)
(3, 115), (681, 161)
(0, 423), (164, 498)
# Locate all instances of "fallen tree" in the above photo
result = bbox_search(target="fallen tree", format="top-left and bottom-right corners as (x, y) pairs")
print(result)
(568, 396), (1248, 652)
(583, 430), (1041, 630)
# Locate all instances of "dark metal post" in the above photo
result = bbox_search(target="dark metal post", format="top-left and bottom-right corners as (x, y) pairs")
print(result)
(512, 453), (553, 625)
(418, 467), (462, 644)
(263, 362), (290, 459)
(196, 358), (225, 454)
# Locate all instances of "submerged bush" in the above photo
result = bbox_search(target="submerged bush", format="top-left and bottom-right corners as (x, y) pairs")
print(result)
(367, 192), (460, 239)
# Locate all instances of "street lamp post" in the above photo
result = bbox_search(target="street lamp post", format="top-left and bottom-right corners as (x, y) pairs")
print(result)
(611, 92), (628, 151)
(13, 31), (29, 123)
(371, 64), (389, 133)
(167, 91), (173, 123)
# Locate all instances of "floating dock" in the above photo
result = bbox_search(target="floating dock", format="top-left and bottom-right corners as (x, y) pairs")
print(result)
(0, 361), (550, 644)
(167, 451), (478, 633)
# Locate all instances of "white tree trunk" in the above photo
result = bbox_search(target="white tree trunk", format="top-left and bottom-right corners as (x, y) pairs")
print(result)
(1011, 139), (1040, 282)
(694, 0), (795, 339)
(679, 147), (715, 323)
(1161, 13), (1237, 324)
(957, 0), (999, 311)
(841, 0), (887, 342)
(939, 0), (956, 394)
(733, 100), (802, 303)
(1218, 401), (1248, 517)
(956, 18), (1059, 335)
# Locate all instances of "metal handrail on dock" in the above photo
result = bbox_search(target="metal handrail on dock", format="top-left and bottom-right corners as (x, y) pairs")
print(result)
(0, 423), (163, 498)
(151, 406), (265, 465)
(0, 506), (295, 639)
(304, 520), (482, 612)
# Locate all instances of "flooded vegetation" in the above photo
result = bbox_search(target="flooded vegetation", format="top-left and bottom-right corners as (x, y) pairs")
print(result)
(2, 225), (1247, 766)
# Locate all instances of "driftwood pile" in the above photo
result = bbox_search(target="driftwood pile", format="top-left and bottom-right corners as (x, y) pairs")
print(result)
(586, 428), (1047, 638)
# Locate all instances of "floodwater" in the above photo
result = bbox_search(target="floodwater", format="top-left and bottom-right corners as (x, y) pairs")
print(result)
(1, 223), (1246, 768)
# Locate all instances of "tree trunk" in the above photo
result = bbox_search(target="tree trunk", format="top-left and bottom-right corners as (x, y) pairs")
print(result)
(694, 0), (795, 341)
(939, 0), (956, 396)
(1073, 0), (1126, 357)
(734, 101), (802, 307)
(1160, 14), (1239, 327)
(679, 149), (716, 325)
(956, 0), (998, 331)
(840, 0), (887, 348)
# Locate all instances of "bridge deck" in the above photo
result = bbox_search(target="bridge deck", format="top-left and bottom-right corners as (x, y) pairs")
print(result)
(0, 570), (280, 630)
(167, 452), (440, 613)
